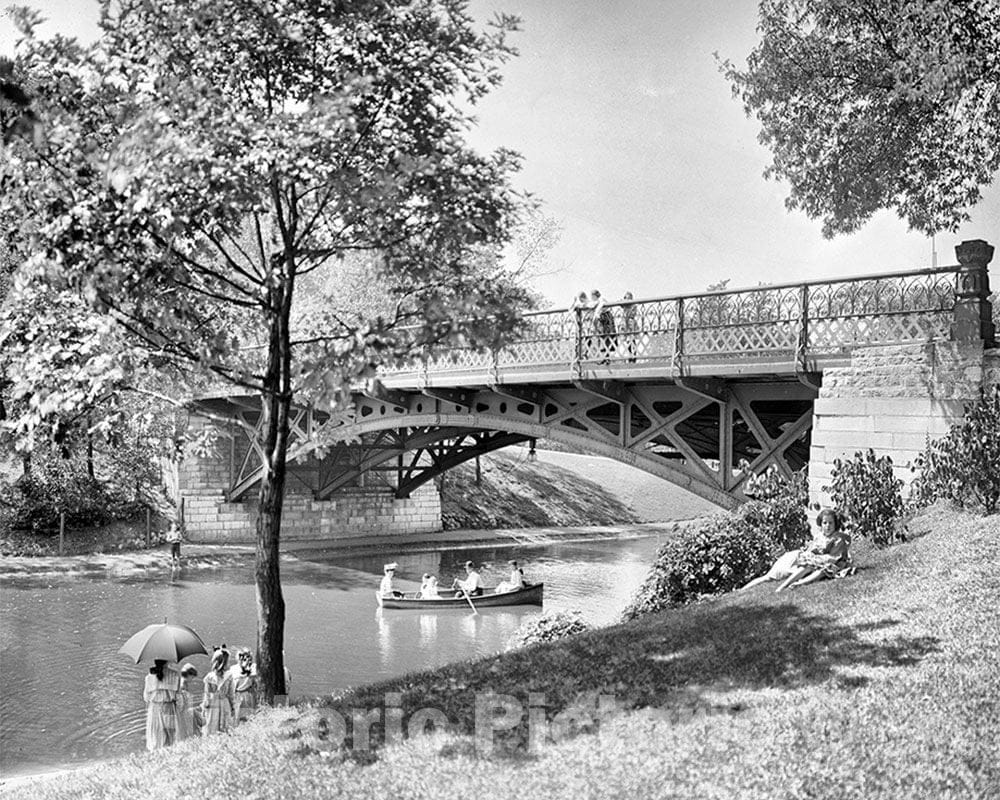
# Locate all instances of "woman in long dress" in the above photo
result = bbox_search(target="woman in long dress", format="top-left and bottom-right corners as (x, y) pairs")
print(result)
(143, 659), (180, 750)
(201, 649), (235, 735)
(174, 663), (200, 741)
(230, 648), (258, 726)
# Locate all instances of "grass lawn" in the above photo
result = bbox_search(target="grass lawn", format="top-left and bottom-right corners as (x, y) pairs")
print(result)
(6, 506), (999, 799)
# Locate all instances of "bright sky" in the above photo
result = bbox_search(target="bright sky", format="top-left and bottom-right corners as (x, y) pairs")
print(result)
(4, 0), (998, 305)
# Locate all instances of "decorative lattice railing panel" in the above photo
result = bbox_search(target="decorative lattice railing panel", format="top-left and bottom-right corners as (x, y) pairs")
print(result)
(378, 264), (973, 378)
(498, 311), (577, 368)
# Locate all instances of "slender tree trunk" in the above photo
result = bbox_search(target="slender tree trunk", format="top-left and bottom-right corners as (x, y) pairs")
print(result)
(86, 431), (95, 479)
(256, 395), (289, 702)
(255, 278), (294, 703)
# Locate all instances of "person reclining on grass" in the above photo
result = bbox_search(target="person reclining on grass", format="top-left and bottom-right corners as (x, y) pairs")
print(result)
(740, 509), (853, 592)
(775, 509), (853, 593)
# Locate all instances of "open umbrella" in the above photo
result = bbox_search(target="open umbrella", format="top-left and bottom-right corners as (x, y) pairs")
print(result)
(118, 622), (209, 663)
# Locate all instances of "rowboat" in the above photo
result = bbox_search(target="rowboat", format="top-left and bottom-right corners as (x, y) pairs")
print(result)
(376, 582), (544, 610)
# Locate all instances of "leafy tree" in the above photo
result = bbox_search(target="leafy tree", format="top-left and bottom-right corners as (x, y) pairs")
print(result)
(1, 0), (530, 700)
(721, 0), (1000, 236)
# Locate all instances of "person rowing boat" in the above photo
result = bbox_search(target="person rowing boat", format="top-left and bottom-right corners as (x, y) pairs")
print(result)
(452, 561), (483, 598)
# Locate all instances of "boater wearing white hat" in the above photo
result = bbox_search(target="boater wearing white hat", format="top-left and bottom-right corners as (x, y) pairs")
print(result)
(379, 563), (403, 598)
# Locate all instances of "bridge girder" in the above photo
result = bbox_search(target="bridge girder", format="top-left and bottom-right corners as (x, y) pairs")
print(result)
(208, 378), (816, 511)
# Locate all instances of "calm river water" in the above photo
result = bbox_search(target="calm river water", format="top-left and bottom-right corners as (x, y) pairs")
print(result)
(0, 530), (668, 779)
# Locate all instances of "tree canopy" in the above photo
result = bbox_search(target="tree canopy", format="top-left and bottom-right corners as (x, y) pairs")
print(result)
(721, 0), (1000, 237)
(2, 0), (531, 699)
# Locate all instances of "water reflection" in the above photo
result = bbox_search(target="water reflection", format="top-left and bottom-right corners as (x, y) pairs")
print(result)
(418, 614), (437, 648)
(1, 530), (670, 778)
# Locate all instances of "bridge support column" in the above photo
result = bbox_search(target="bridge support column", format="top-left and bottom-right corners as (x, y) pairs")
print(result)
(810, 341), (999, 509)
(177, 412), (443, 543)
(810, 239), (999, 510)
(952, 239), (995, 347)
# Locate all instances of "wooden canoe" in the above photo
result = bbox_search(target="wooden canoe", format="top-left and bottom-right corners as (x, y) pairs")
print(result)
(375, 582), (544, 610)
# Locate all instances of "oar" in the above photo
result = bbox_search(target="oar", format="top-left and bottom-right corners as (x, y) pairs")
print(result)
(460, 588), (478, 615)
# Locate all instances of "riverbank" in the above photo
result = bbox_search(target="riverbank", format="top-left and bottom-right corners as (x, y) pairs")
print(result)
(5, 505), (998, 799)
(0, 521), (690, 579)
(1, 448), (711, 562)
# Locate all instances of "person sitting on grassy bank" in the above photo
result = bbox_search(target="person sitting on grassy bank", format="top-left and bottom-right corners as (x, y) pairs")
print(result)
(776, 509), (853, 593)
(740, 509), (852, 593)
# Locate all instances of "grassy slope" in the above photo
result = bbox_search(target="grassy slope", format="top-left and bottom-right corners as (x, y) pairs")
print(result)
(439, 450), (644, 529)
(9, 506), (1000, 799)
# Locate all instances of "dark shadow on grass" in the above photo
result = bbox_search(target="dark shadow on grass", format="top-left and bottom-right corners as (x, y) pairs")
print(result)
(302, 600), (939, 760)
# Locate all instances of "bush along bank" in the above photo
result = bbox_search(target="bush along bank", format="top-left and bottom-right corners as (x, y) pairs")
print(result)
(622, 465), (810, 619)
(622, 391), (1000, 623)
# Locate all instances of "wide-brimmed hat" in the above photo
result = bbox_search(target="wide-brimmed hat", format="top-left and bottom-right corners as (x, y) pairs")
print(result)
(384, 562), (398, 572)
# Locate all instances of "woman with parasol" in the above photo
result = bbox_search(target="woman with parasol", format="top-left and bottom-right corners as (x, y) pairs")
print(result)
(118, 621), (210, 749)
(143, 659), (180, 750)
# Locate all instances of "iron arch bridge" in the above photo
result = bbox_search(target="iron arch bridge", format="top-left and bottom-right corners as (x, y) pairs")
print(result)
(191, 260), (970, 509)
(195, 379), (816, 510)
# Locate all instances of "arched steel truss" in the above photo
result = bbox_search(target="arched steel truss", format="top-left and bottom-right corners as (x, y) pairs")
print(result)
(203, 378), (816, 510)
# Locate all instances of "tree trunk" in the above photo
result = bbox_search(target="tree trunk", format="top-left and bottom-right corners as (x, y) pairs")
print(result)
(255, 393), (289, 702)
(254, 275), (295, 703)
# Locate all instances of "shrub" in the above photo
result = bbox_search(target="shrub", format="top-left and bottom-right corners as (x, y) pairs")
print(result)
(0, 457), (146, 531)
(508, 610), (591, 649)
(739, 465), (811, 553)
(909, 387), (1000, 515)
(621, 466), (812, 621)
(621, 514), (775, 621)
(826, 449), (904, 547)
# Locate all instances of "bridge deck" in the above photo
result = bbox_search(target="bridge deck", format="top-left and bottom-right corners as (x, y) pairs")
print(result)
(381, 262), (959, 388)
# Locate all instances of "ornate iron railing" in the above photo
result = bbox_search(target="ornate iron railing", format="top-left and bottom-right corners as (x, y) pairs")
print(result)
(393, 264), (969, 379)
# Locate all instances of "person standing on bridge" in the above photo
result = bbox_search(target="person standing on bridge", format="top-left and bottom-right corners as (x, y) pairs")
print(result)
(591, 289), (616, 363)
(621, 291), (639, 361)
(570, 290), (589, 311)
(570, 291), (590, 361)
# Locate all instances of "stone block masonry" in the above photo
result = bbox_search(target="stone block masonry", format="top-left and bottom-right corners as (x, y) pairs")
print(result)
(809, 340), (1000, 508)
(180, 482), (441, 544)
(176, 414), (442, 544)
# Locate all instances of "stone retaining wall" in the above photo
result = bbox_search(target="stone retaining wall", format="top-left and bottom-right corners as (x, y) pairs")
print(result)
(181, 482), (441, 544)
(809, 340), (999, 507)
(177, 416), (442, 544)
